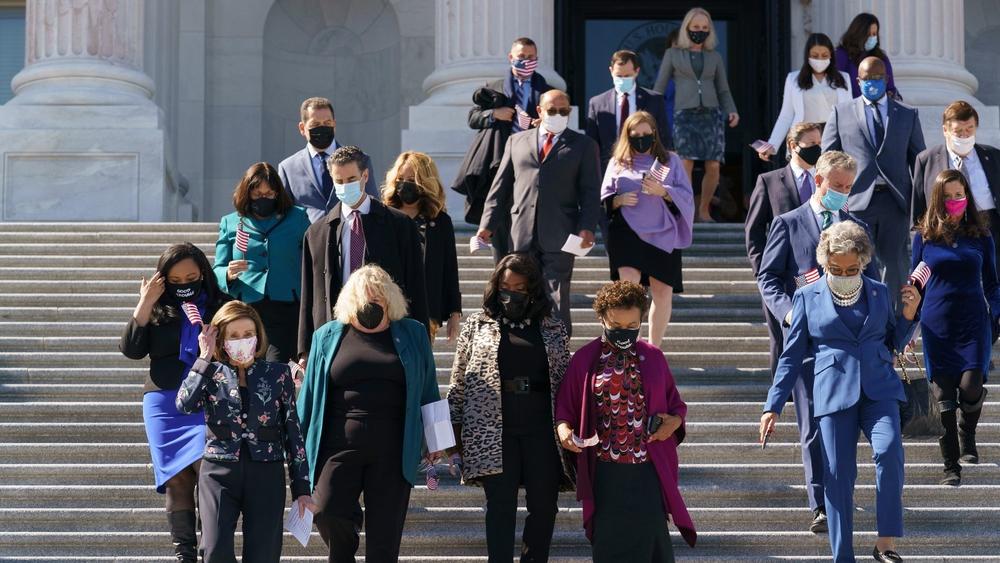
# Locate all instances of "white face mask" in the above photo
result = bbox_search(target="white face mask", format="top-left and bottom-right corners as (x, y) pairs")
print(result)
(949, 133), (976, 156)
(224, 336), (257, 366)
(827, 273), (862, 296)
(542, 113), (569, 134)
(808, 58), (830, 73)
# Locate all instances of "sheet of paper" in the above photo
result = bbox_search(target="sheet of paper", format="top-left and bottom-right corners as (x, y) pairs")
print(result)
(571, 432), (599, 448)
(561, 234), (593, 257)
(421, 399), (457, 452)
(469, 236), (492, 254)
(749, 139), (769, 151)
(284, 504), (313, 547)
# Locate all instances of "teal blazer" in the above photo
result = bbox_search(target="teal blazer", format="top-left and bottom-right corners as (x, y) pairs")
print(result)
(213, 207), (311, 303)
(297, 319), (440, 488)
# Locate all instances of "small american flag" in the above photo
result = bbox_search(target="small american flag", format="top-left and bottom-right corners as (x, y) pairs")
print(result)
(909, 261), (932, 289)
(514, 105), (532, 129)
(512, 58), (538, 79)
(795, 268), (821, 288)
(648, 159), (670, 183)
(235, 224), (249, 253)
(181, 302), (203, 326)
(425, 463), (439, 491)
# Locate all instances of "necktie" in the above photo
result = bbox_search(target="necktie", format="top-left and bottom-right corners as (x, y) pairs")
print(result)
(540, 132), (555, 161)
(870, 104), (885, 148)
(349, 210), (365, 274)
(956, 155), (970, 181)
(821, 210), (833, 230)
(619, 92), (629, 133)
(799, 172), (814, 204)
(317, 152), (333, 198)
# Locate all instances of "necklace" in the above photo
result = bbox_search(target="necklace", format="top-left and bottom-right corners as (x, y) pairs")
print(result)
(830, 285), (862, 307)
(500, 316), (531, 329)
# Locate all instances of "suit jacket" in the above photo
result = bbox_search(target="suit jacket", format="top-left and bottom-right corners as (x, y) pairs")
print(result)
(176, 358), (310, 497)
(468, 74), (552, 131)
(764, 275), (915, 417)
(418, 211), (462, 323)
(479, 128), (602, 253)
(757, 202), (880, 326)
(585, 86), (671, 171)
(910, 143), (1000, 225)
(821, 97), (926, 212)
(766, 70), (853, 147)
(277, 141), (379, 224)
(745, 165), (808, 275)
(652, 47), (737, 114)
(297, 198), (429, 355)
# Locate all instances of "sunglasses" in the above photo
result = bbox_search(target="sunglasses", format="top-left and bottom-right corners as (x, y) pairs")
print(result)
(543, 108), (571, 117)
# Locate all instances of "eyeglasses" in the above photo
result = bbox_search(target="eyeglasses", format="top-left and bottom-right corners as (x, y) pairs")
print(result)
(543, 108), (571, 117)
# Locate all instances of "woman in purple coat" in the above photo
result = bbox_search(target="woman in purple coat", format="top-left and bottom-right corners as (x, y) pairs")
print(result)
(555, 280), (696, 562)
(835, 12), (900, 99)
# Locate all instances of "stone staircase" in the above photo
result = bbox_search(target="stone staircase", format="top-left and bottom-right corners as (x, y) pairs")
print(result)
(0, 222), (997, 562)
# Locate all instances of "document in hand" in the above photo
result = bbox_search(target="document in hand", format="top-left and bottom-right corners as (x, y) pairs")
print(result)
(421, 399), (456, 452)
(284, 504), (313, 547)
(469, 236), (492, 254)
(561, 234), (593, 257)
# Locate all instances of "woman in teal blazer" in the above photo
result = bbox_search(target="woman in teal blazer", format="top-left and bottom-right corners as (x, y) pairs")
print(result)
(296, 264), (442, 562)
(214, 162), (311, 362)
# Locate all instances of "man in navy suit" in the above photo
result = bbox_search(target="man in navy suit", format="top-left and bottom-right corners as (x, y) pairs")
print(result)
(278, 97), (379, 223)
(757, 150), (879, 534)
(821, 57), (926, 308)
(468, 37), (552, 262)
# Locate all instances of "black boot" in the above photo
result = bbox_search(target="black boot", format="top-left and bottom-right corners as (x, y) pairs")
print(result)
(958, 388), (987, 464)
(938, 407), (962, 486)
(167, 510), (198, 563)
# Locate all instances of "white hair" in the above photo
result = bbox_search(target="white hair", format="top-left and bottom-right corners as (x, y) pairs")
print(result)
(816, 221), (874, 269)
(675, 7), (718, 50)
(334, 265), (409, 324)
(815, 150), (858, 180)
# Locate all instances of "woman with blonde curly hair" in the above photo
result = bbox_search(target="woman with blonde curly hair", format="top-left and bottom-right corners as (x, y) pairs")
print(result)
(383, 151), (462, 342)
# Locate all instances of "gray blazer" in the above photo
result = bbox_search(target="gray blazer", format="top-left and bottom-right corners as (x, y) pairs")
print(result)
(277, 142), (379, 224)
(653, 47), (736, 114)
(479, 128), (601, 253)
(821, 97), (925, 213)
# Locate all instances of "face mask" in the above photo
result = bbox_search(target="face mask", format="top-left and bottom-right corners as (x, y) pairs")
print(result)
(796, 144), (822, 167)
(808, 58), (830, 73)
(628, 134), (655, 154)
(864, 36), (878, 52)
(511, 58), (536, 80)
(168, 280), (202, 301)
(498, 290), (530, 321)
(945, 197), (968, 217)
(308, 125), (334, 150)
(542, 113), (568, 134)
(821, 187), (850, 212)
(356, 302), (385, 330)
(224, 336), (257, 366)
(335, 180), (364, 207)
(249, 197), (277, 217)
(613, 75), (635, 93)
(949, 134), (976, 156)
(688, 30), (709, 45)
(827, 273), (862, 296)
(396, 181), (421, 205)
(604, 325), (640, 349)
(859, 78), (886, 101)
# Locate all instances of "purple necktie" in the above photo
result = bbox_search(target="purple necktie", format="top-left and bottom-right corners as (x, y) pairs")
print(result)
(799, 172), (814, 204)
(349, 210), (365, 274)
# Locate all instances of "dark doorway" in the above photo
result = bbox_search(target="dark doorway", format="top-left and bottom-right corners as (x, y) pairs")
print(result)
(555, 0), (790, 222)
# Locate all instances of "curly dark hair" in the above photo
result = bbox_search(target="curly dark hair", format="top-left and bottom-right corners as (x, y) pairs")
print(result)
(593, 280), (649, 319)
(149, 243), (226, 325)
(918, 169), (990, 246)
(482, 253), (552, 321)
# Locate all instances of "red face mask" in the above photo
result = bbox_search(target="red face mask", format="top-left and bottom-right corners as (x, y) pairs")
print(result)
(945, 197), (968, 217)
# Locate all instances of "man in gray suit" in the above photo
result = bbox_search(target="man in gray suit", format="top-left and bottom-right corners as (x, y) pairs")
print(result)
(277, 97), (379, 223)
(821, 57), (925, 307)
(477, 90), (601, 334)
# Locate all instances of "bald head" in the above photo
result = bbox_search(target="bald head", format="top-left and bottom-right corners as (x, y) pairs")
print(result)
(540, 89), (570, 106)
(858, 56), (886, 79)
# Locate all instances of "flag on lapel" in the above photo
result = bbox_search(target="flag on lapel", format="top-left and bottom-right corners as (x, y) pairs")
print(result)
(909, 261), (932, 290)
(648, 159), (670, 183)
(235, 224), (250, 253)
(795, 268), (821, 288)
(515, 105), (532, 130)
(181, 302), (203, 326)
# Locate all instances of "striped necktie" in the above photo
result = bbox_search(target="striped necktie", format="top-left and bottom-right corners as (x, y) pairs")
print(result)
(349, 210), (366, 274)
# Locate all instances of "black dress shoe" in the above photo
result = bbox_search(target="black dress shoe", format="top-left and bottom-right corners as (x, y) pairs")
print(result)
(809, 508), (828, 533)
(873, 547), (903, 562)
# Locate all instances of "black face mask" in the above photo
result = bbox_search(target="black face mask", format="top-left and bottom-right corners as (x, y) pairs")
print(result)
(356, 302), (385, 330)
(796, 144), (822, 167)
(249, 197), (277, 217)
(308, 125), (335, 150)
(628, 134), (655, 154)
(688, 30), (709, 45)
(396, 181), (421, 205)
(604, 326), (640, 349)
(168, 279), (202, 302)
(498, 290), (530, 321)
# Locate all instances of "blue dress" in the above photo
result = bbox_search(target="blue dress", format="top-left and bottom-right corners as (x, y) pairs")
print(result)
(911, 233), (1000, 381)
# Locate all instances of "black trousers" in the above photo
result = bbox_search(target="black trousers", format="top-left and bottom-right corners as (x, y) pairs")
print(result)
(592, 461), (674, 563)
(198, 447), (286, 563)
(479, 430), (562, 563)
(252, 298), (299, 363)
(313, 418), (411, 563)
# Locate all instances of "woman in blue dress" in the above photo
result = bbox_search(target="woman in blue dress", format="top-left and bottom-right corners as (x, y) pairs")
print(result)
(912, 169), (1000, 486)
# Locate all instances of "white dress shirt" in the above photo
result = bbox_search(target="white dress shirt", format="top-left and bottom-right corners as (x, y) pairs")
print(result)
(948, 146), (995, 211)
(340, 194), (372, 286)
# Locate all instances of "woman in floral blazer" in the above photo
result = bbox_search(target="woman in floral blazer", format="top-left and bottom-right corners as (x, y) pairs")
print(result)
(176, 301), (314, 562)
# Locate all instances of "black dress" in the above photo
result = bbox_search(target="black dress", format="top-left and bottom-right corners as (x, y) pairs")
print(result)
(605, 198), (684, 292)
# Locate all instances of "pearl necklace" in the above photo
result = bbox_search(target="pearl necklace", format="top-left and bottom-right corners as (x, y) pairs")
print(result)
(831, 285), (862, 307)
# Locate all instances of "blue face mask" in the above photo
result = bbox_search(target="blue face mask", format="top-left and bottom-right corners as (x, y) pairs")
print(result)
(613, 75), (635, 93)
(821, 187), (850, 212)
(864, 35), (878, 52)
(335, 180), (364, 207)
(859, 78), (886, 101)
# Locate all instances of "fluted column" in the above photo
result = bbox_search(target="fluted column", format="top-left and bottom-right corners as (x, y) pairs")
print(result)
(10, 0), (155, 105)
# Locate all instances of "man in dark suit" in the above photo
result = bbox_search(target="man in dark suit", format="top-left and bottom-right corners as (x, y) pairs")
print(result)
(745, 122), (823, 374)
(278, 97), (379, 223)
(585, 49), (670, 172)
(912, 100), (1000, 258)
(297, 146), (428, 361)
(757, 150), (880, 535)
(821, 57), (926, 308)
(468, 37), (552, 262)
(476, 90), (601, 334)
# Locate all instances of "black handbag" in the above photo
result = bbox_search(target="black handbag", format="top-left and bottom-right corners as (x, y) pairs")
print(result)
(897, 351), (942, 437)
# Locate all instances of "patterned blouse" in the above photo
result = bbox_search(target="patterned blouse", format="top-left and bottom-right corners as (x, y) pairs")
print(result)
(593, 341), (649, 463)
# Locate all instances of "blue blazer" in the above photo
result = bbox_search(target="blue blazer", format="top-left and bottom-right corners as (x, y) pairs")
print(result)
(757, 202), (879, 326)
(213, 207), (311, 304)
(584, 86), (671, 170)
(765, 275), (915, 417)
(277, 141), (379, 223)
(821, 97), (925, 212)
